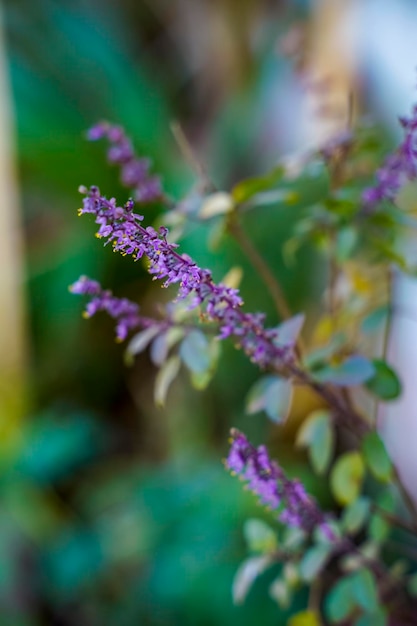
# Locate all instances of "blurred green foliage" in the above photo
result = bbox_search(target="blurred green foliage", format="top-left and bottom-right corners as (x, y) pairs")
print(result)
(1, 0), (334, 623)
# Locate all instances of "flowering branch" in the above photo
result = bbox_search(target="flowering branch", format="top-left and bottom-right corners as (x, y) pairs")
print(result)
(226, 429), (332, 536)
(87, 121), (165, 204)
(362, 102), (417, 208)
(70, 276), (163, 341)
(76, 185), (295, 370)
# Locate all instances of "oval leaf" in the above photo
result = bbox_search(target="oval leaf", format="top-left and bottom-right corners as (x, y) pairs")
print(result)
(232, 167), (285, 204)
(199, 192), (234, 219)
(232, 555), (273, 605)
(368, 513), (390, 543)
(299, 544), (332, 582)
(296, 410), (334, 475)
(179, 330), (210, 374)
(330, 452), (365, 506)
(365, 359), (401, 401)
(336, 227), (357, 262)
(325, 576), (357, 623)
(154, 356), (181, 407)
(361, 306), (388, 335)
(407, 572), (417, 597)
(362, 431), (393, 483)
(352, 568), (378, 613)
(190, 338), (220, 390)
(126, 326), (160, 357)
(150, 331), (170, 366)
(314, 355), (375, 387)
(342, 497), (371, 534)
(243, 519), (278, 554)
(264, 377), (293, 423)
(273, 313), (305, 347)
(354, 608), (387, 626)
(269, 577), (291, 609)
(246, 376), (276, 414)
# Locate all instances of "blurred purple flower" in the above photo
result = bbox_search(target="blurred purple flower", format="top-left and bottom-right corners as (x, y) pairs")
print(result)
(74, 185), (294, 369)
(87, 121), (163, 204)
(70, 276), (150, 341)
(226, 429), (331, 535)
(363, 103), (417, 208)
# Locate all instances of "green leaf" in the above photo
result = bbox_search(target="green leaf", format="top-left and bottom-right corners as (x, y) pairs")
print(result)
(303, 332), (346, 369)
(325, 575), (357, 623)
(150, 327), (184, 367)
(362, 432), (393, 483)
(232, 555), (274, 604)
(282, 525), (306, 551)
(126, 326), (160, 358)
(336, 227), (357, 262)
(269, 577), (292, 609)
(299, 544), (332, 582)
(296, 410), (334, 475)
(154, 356), (181, 407)
(342, 497), (371, 534)
(189, 338), (220, 390)
(246, 375), (293, 423)
(365, 359), (401, 401)
(179, 330), (211, 374)
(246, 376), (276, 414)
(283, 562), (300, 587)
(368, 513), (390, 543)
(407, 572), (417, 597)
(232, 166), (285, 204)
(354, 608), (387, 626)
(330, 452), (365, 506)
(368, 490), (395, 543)
(287, 610), (321, 626)
(314, 355), (375, 387)
(273, 313), (305, 347)
(361, 306), (388, 335)
(150, 331), (170, 366)
(264, 377), (293, 423)
(198, 192), (234, 219)
(243, 519), (278, 554)
(352, 568), (378, 612)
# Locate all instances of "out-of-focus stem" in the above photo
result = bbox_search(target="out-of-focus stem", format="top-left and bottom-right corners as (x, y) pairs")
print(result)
(227, 217), (292, 322)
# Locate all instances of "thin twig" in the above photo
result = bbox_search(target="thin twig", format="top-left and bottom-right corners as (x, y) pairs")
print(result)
(372, 503), (417, 536)
(170, 121), (214, 192)
(227, 217), (293, 322)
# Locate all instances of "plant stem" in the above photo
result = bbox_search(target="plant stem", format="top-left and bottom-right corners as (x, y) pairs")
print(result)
(227, 217), (293, 322)
(372, 503), (417, 536)
(170, 121), (214, 192)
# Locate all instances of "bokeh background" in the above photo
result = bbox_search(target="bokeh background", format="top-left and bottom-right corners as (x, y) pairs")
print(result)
(1, 0), (417, 624)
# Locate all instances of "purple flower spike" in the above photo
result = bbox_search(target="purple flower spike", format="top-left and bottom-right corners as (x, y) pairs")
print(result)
(87, 121), (164, 204)
(226, 429), (331, 534)
(75, 185), (295, 370)
(363, 103), (417, 209)
(69, 276), (147, 341)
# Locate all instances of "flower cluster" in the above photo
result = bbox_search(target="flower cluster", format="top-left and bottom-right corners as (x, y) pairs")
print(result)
(75, 185), (294, 369)
(226, 429), (331, 535)
(70, 275), (154, 341)
(87, 122), (164, 204)
(362, 103), (417, 208)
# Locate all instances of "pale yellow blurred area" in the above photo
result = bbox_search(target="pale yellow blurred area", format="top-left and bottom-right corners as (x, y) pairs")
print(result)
(0, 7), (27, 450)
